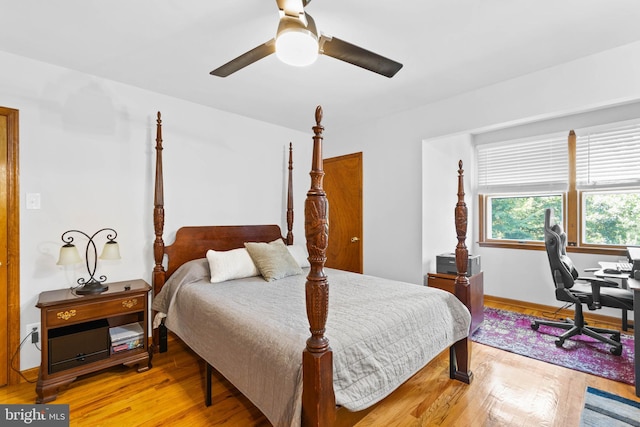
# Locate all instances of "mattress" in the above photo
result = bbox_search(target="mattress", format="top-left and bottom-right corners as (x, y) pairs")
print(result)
(153, 260), (471, 427)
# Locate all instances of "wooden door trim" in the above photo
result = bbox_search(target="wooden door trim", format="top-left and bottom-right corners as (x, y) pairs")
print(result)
(1, 107), (20, 385)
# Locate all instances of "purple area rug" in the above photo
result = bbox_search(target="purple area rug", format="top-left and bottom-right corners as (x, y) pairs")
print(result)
(471, 307), (635, 385)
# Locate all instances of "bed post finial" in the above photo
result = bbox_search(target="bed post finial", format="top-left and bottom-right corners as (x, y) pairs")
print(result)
(302, 105), (335, 427)
(286, 142), (294, 245)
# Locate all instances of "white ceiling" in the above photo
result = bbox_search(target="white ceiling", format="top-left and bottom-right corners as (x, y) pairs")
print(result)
(2, 0), (640, 132)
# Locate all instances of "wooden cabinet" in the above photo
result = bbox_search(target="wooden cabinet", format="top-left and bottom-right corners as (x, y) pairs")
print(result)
(427, 272), (484, 334)
(35, 279), (151, 403)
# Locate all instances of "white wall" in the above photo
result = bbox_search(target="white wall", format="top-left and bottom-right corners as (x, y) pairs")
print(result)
(421, 133), (474, 281)
(6, 39), (640, 370)
(328, 40), (640, 307)
(1, 51), (313, 369)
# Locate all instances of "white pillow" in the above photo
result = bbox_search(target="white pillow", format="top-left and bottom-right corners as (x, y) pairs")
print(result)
(287, 244), (311, 268)
(206, 248), (259, 283)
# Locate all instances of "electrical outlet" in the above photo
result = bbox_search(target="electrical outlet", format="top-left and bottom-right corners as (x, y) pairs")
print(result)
(26, 322), (40, 345)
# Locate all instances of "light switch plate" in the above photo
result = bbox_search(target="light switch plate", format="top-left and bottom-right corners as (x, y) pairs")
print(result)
(26, 193), (41, 210)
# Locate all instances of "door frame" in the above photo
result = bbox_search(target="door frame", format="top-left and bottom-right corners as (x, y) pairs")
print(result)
(1, 107), (20, 385)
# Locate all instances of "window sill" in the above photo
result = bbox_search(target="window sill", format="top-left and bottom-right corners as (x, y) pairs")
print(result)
(478, 241), (627, 257)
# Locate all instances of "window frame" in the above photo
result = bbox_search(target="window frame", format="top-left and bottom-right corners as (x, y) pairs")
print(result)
(478, 128), (634, 257)
(480, 192), (565, 246)
(578, 187), (640, 250)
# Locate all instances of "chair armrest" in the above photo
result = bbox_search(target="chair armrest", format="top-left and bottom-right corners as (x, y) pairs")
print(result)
(577, 276), (619, 287)
(588, 279), (602, 309)
(577, 277), (618, 309)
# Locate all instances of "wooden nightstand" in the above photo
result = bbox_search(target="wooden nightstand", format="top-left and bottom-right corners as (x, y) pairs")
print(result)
(427, 272), (484, 334)
(35, 279), (151, 403)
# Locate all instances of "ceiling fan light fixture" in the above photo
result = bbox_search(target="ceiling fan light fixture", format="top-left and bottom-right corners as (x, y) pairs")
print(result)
(275, 16), (318, 67)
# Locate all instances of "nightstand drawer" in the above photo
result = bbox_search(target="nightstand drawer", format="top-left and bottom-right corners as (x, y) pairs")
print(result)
(427, 274), (455, 293)
(45, 293), (147, 327)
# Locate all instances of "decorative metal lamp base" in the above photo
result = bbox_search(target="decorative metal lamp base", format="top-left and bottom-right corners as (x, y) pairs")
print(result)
(76, 282), (109, 295)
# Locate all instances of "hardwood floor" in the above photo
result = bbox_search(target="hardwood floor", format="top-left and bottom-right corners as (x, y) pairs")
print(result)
(1, 300), (637, 426)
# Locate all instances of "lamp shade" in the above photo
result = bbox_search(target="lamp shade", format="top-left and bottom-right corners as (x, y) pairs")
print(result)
(99, 241), (121, 260)
(57, 244), (83, 266)
(275, 15), (318, 67)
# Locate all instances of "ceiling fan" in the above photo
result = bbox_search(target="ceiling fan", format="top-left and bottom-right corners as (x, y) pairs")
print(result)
(210, 0), (403, 78)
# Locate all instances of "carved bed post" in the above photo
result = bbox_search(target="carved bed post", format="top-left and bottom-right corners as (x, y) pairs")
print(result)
(286, 142), (294, 245)
(450, 160), (473, 384)
(302, 106), (335, 427)
(153, 112), (167, 352)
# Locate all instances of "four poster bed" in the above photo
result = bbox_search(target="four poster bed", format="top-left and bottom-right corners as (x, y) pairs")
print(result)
(151, 107), (474, 427)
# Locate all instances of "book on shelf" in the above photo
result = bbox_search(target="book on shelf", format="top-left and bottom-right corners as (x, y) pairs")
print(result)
(109, 322), (144, 353)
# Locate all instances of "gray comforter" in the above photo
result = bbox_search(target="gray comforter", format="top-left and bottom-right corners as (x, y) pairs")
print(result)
(153, 260), (471, 427)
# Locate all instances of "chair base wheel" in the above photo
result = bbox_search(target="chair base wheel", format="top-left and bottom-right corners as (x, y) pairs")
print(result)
(555, 339), (564, 348)
(610, 346), (622, 356)
(531, 322), (539, 331)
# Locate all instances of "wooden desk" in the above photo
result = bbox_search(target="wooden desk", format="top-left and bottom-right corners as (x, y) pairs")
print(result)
(594, 268), (631, 330)
(628, 277), (640, 397)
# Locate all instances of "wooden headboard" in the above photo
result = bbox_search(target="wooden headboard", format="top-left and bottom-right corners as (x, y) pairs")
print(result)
(164, 225), (284, 279)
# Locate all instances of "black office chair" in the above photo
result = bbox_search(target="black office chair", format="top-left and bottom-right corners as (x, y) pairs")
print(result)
(531, 208), (634, 355)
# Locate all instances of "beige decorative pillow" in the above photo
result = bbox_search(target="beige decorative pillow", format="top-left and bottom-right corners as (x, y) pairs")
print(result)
(244, 239), (303, 281)
(206, 248), (259, 283)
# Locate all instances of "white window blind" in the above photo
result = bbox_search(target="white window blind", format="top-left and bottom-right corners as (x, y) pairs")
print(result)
(576, 121), (640, 189)
(477, 133), (568, 194)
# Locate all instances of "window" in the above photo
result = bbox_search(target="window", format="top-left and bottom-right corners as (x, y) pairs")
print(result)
(487, 194), (563, 242)
(478, 120), (640, 252)
(477, 133), (568, 246)
(582, 191), (640, 245)
(576, 121), (640, 247)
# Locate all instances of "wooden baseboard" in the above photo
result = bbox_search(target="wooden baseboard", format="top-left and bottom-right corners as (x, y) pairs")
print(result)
(484, 295), (633, 331)
(19, 367), (38, 383)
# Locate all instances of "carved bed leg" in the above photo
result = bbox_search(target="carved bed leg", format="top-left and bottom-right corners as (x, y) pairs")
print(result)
(302, 350), (336, 427)
(302, 106), (336, 427)
(153, 111), (167, 353)
(159, 323), (168, 353)
(205, 362), (212, 407)
(449, 337), (473, 384)
(450, 160), (474, 385)
(286, 142), (294, 245)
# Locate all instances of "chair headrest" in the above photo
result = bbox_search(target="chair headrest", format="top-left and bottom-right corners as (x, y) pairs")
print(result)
(545, 208), (579, 281)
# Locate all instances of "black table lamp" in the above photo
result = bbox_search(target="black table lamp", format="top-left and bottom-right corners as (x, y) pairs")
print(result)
(56, 228), (121, 295)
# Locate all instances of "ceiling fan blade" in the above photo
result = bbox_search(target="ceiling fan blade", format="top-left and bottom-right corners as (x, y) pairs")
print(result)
(319, 36), (403, 78)
(210, 39), (276, 77)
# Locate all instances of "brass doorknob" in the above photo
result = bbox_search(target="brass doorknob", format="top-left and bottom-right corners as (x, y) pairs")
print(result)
(350, 237), (359, 243)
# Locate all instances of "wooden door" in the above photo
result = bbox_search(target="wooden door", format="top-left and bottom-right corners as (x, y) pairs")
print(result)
(323, 152), (363, 273)
(0, 107), (20, 386)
